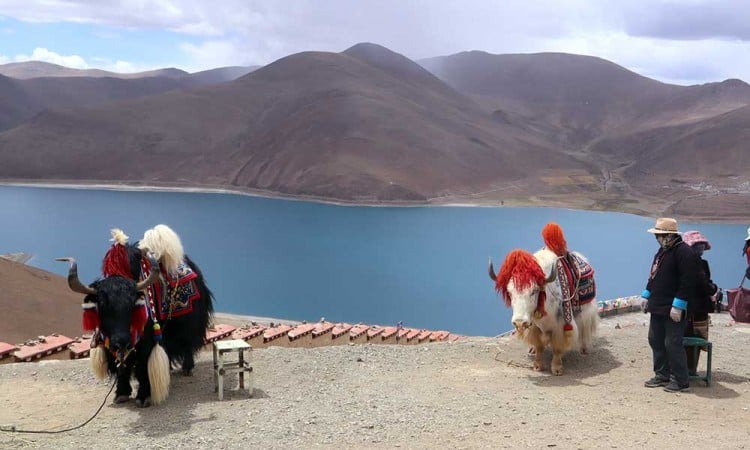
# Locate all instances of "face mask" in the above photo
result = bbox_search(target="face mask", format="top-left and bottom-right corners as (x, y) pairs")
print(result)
(655, 234), (674, 249)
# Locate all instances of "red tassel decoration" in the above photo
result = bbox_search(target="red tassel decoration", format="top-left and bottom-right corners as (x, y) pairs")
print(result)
(82, 303), (99, 331)
(542, 222), (568, 257)
(102, 243), (132, 279)
(130, 299), (148, 334)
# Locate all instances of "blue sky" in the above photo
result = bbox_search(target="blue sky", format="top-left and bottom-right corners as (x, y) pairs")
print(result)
(1, 0), (749, 85)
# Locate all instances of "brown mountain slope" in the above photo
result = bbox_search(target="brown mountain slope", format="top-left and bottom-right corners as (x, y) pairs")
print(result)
(587, 105), (750, 219)
(0, 66), (261, 132)
(0, 258), (82, 344)
(187, 65), (260, 85)
(0, 44), (595, 202)
(0, 74), (187, 131)
(419, 52), (750, 147)
(620, 105), (750, 179)
(420, 51), (680, 146)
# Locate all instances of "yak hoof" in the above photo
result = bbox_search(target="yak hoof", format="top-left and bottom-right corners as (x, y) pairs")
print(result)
(114, 395), (131, 404)
(581, 347), (588, 355)
(533, 362), (544, 372)
(551, 366), (564, 376)
(181, 368), (193, 376)
(135, 397), (152, 408)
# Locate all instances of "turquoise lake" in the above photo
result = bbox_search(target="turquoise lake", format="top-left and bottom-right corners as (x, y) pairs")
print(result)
(0, 186), (746, 336)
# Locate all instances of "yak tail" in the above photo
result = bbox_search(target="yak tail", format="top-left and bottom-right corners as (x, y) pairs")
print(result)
(90, 346), (109, 380)
(148, 343), (171, 405)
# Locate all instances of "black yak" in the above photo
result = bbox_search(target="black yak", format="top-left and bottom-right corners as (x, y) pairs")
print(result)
(58, 225), (214, 407)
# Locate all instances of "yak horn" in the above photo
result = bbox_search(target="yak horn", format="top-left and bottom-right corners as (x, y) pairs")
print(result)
(545, 267), (557, 284)
(136, 254), (161, 291)
(55, 257), (97, 295)
(488, 257), (497, 281)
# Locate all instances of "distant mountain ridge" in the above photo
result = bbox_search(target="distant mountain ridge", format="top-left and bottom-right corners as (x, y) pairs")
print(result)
(0, 64), (260, 131)
(0, 44), (748, 219)
(0, 60), (258, 81)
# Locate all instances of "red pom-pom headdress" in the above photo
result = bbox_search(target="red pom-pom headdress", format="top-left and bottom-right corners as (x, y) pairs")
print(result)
(496, 249), (546, 307)
(542, 222), (568, 257)
(102, 229), (132, 279)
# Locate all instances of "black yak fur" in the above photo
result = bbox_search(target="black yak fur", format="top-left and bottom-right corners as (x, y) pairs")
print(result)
(121, 242), (215, 375)
(83, 276), (159, 407)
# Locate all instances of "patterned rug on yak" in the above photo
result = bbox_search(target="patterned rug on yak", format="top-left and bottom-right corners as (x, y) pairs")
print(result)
(141, 259), (200, 321)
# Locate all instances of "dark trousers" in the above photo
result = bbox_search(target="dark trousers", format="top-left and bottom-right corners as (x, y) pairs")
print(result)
(648, 313), (689, 386)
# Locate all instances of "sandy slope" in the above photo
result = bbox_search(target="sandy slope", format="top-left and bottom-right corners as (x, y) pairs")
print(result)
(1, 312), (748, 449)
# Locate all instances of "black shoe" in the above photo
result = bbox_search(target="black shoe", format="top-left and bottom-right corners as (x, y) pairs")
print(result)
(663, 381), (690, 393)
(644, 376), (669, 388)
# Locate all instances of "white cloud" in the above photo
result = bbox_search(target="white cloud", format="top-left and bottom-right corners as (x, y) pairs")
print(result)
(1, 1), (749, 82)
(542, 33), (750, 85)
(13, 47), (89, 69)
(179, 39), (267, 71)
(88, 56), (158, 74)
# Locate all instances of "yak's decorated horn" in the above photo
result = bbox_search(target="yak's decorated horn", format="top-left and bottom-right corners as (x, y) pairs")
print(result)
(135, 254), (160, 291)
(55, 257), (97, 295)
(488, 257), (497, 281)
(545, 268), (557, 284)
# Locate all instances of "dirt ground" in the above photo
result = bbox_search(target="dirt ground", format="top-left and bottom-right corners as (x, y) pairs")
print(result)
(1, 312), (749, 449)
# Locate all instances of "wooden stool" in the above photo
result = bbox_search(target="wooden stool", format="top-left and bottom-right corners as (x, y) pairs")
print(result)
(683, 336), (712, 386)
(213, 339), (253, 400)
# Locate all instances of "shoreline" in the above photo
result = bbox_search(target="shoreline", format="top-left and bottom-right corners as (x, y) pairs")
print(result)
(2, 179), (746, 222)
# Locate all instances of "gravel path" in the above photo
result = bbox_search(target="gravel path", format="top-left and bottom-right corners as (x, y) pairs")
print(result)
(1, 312), (749, 449)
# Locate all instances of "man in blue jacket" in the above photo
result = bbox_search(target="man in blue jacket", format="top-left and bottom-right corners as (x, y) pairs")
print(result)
(641, 217), (701, 393)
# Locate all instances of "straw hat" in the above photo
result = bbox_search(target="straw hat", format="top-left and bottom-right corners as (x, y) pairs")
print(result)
(647, 217), (679, 234)
(682, 230), (711, 250)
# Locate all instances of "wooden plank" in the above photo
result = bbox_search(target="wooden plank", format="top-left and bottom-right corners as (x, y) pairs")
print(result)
(366, 327), (385, 339)
(232, 325), (267, 341)
(331, 323), (353, 339)
(205, 324), (237, 343)
(349, 324), (370, 339)
(0, 342), (18, 360)
(68, 339), (92, 359)
(263, 324), (292, 343)
(397, 328), (411, 339)
(288, 323), (316, 341)
(405, 329), (421, 342)
(381, 326), (398, 339)
(416, 330), (432, 342)
(312, 322), (335, 338)
(13, 334), (74, 362)
(429, 331), (450, 342)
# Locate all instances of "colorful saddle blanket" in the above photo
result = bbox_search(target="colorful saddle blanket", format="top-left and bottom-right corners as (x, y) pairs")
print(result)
(141, 259), (201, 321)
(556, 252), (596, 328)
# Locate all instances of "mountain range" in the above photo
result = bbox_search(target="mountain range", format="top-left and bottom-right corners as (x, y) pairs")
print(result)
(0, 43), (748, 219)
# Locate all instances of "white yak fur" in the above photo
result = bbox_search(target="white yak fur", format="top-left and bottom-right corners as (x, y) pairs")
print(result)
(509, 247), (599, 375)
(147, 343), (171, 405)
(138, 224), (184, 276)
(89, 346), (109, 380)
